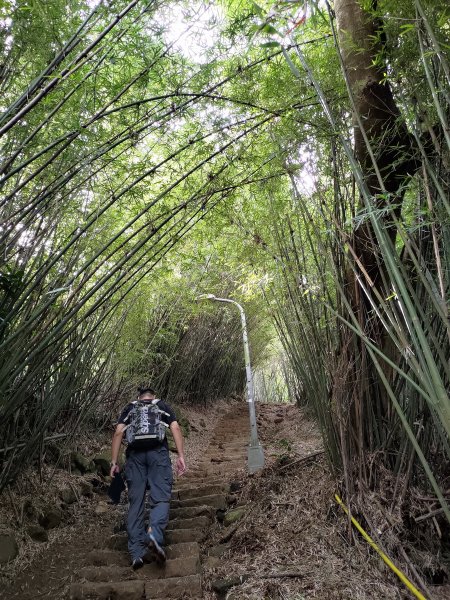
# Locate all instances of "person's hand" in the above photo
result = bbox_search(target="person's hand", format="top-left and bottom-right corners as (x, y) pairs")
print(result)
(175, 456), (186, 477)
(110, 463), (120, 478)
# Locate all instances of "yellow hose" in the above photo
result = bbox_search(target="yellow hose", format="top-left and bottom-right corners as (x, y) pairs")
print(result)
(334, 494), (427, 600)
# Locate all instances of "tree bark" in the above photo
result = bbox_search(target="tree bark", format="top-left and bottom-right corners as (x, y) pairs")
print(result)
(334, 0), (418, 290)
(332, 0), (419, 469)
(335, 0), (415, 194)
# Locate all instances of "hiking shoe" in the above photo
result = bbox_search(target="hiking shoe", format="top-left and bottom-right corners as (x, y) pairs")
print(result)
(132, 557), (144, 570)
(147, 533), (166, 564)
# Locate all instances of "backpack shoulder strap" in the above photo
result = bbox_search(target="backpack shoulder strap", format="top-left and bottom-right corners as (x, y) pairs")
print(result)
(151, 399), (171, 420)
(122, 402), (136, 423)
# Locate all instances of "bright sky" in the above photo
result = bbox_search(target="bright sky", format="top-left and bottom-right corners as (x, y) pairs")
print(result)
(160, 1), (224, 63)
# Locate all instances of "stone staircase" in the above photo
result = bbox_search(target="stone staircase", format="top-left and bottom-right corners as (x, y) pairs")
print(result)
(69, 408), (249, 599)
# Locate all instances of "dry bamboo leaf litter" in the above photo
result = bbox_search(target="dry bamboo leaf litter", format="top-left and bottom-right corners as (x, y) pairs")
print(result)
(203, 403), (449, 600)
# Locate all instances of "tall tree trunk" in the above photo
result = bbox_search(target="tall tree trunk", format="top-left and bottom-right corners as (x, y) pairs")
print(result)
(335, 0), (416, 284)
(333, 0), (419, 474)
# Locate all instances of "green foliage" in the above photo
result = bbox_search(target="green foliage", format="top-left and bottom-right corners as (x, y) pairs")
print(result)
(277, 438), (292, 452)
(0, 0), (449, 541)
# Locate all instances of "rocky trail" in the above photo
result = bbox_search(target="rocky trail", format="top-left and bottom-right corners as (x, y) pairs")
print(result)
(2, 404), (252, 600)
(69, 408), (248, 600)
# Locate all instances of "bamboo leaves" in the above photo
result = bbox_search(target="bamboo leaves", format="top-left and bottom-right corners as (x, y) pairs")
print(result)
(0, 0), (449, 546)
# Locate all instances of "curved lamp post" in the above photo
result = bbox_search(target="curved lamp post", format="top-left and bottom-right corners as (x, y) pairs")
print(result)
(197, 294), (265, 473)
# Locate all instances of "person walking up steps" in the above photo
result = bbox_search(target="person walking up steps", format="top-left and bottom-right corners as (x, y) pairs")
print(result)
(110, 386), (187, 570)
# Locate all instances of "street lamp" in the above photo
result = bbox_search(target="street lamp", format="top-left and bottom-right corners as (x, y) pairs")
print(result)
(197, 294), (265, 473)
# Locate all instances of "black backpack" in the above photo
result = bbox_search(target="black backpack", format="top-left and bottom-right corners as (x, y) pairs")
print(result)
(124, 399), (170, 447)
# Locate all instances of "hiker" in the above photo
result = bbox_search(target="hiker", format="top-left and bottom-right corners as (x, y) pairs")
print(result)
(110, 386), (187, 569)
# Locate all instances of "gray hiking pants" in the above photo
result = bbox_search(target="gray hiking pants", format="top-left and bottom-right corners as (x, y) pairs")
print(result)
(123, 445), (173, 561)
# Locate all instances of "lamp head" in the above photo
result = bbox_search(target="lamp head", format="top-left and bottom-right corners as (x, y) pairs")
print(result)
(196, 293), (217, 300)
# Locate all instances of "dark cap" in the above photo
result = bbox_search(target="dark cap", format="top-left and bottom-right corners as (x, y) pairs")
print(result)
(138, 386), (156, 396)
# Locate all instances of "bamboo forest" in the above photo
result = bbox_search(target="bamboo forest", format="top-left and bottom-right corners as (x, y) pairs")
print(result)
(0, 1), (449, 599)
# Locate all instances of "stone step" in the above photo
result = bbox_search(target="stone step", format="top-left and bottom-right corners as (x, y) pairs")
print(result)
(170, 493), (227, 510)
(205, 453), (245, 459)
(205, 456), (244, 463)
(184, 467), (221, 475)
(211, 435), (248, 440)
(180, 473), (210, 480)
(208, 447), (246, 453)
(172, 483), (224, 493)
(165, 528), (205, 544)
(178, 472), (225, 479)
(69, 580), (144, 600)
(218, 429), (244, 436)
(212, 440), (247, 445)
(145, 574), (202, 599)
(169, 504), (214, 520)
(211, 430), (248, 434)
(106, 532), (204, 553)
(86, 549), (130, 567)
(203, 472), (241, 479)
(214, 419), (247, 423)
(179, 470), (223, 477)
(167, 515), (212, 530)
(105, 534), (128, 552)
(195, 467), (243, 476)
(172, 483), (229, 501)
(210, 434), (247, 441)
(166, 541), (200, 559)
(206, 464), (243, 470)
(215, 446), (247, 450)
(181, 473), (210, 480)
(208, 441), (247, 448)
(79, 555), (200, 582)
(173, 478), (224, 490)
(210, 435), (247, 440)
(185, 467), (209, 473)
(172, 474), (223, 492)
(195, 465), (243, 472)
(208, 444), (247, 450)
(207, 449), (246, 455)
(87, 542), (200, 566)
